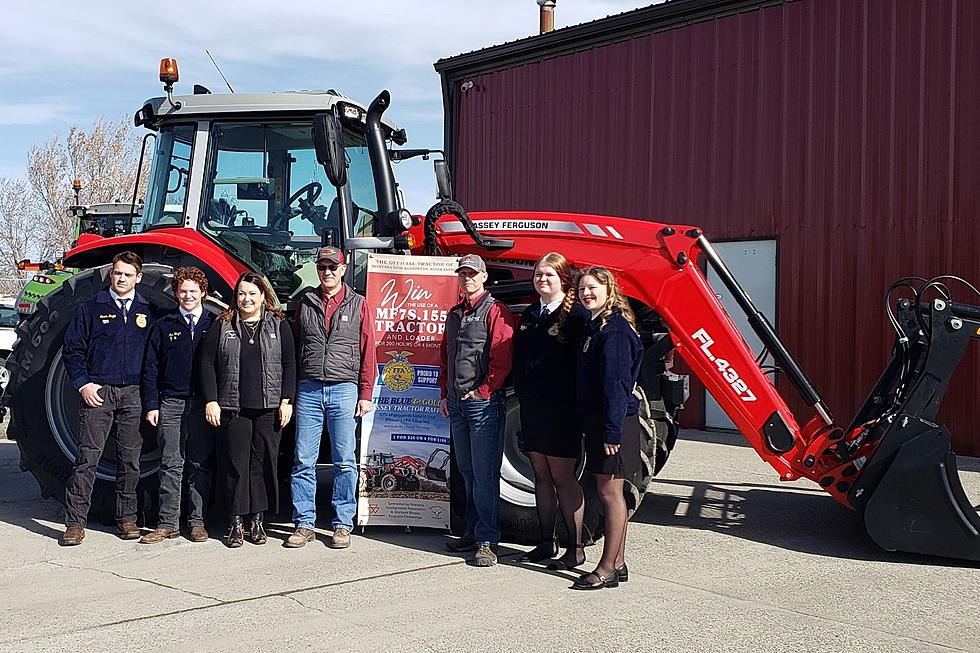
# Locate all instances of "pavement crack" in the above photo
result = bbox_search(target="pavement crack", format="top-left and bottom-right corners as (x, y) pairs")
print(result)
(8, 558), (466, 646)
(282, 594), (324, 614)
(44, 560), (223, 603)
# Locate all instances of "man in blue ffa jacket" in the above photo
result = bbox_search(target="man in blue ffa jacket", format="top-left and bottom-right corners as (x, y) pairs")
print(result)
(139, 266), (214, 544)
(60, 251), (154, 546)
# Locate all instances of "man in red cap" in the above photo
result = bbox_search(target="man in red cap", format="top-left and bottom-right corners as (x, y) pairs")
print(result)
(287, 246), (376, 549)
(439, 253), (515, 567)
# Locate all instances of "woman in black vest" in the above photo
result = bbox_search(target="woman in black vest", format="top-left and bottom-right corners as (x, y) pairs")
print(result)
(513, 252), (590, 569)
(573, 267), (643, 590)
(200, 272), (296, 548)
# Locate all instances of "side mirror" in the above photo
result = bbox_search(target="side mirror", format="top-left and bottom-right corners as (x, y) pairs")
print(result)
(434, 160), (453, 201)
(313, 113), (348, 188)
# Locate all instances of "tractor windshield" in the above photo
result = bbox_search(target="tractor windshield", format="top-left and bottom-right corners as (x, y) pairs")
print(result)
(142, 124), (194, 228)
(199, 120), (380, 299)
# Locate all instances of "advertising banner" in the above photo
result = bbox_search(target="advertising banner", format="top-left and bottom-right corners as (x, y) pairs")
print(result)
(357, 254), (460, 529)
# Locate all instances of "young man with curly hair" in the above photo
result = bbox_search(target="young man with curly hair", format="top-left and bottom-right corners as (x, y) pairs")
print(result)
(139, 266), (214, 544)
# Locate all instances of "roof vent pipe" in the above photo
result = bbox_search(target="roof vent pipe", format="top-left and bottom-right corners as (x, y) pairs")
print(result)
(537, 0), (556, 34)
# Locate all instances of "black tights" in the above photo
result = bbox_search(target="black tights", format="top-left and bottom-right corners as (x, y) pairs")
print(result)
(529, 452), (585, 563)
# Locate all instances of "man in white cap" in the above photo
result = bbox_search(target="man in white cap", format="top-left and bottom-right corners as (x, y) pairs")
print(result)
(288, 246), (376, 549)
(439, 253), (515, 566)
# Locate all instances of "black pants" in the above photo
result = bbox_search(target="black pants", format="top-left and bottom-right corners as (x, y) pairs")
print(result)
(217, 408), (280, 517)
(65, 384), (142, 527)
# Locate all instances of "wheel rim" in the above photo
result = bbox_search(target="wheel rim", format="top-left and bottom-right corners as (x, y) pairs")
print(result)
(46, 348), (161, 481)
(0, 363), (9, 394)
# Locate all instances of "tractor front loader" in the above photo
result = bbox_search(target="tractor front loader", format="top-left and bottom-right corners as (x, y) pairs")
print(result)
(6, 58), (978, 560)
(418, 206), (980, 561)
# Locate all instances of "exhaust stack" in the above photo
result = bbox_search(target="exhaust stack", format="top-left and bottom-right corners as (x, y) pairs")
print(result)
(537, 0), (556, 34)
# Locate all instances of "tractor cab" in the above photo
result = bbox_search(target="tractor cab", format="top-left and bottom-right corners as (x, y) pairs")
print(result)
(134, 59), (415, 302)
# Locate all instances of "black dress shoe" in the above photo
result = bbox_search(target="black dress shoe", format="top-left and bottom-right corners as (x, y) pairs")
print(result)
(519, 538), (558, 563)
(226, 516), (244, 548)
(617, 563), (629, 582)
(249, 513), (267, 545)
(547, 545), (586, 570)
(570, 569), (619, 590)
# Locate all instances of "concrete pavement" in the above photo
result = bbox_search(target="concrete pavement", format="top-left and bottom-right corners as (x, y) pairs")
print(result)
(0, 431), (978, 652)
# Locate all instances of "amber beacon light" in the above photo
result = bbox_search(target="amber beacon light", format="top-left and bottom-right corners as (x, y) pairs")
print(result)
(159, 58), (179, 85)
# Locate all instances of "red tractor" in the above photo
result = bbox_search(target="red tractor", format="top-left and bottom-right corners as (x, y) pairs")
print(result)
(7, 60), (980, 561)
(360, 451), (424, 493)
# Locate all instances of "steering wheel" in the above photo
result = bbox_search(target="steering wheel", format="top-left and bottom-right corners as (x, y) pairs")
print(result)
(288, 181), (322, 207)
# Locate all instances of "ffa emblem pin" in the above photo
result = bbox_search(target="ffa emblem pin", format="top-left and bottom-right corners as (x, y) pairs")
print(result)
(547, 324), (560, 337)
(381, 351), (415, 392)
(582, 336), (591, 353)
(135, 313), (148, 328)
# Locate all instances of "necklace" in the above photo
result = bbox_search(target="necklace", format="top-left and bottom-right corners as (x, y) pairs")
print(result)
(241, 319), (260, 344)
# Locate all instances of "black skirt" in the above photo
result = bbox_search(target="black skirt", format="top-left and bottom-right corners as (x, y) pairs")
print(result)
(583, 412), (643, 476)
(519, 399), (583, 459)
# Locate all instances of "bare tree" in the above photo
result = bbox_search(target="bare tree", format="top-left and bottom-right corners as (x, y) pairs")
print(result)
(0, 177), (38, 296)
(26, 117), (149, 259)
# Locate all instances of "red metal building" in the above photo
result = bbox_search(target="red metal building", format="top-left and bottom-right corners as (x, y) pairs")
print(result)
(434, 0), (980, 455)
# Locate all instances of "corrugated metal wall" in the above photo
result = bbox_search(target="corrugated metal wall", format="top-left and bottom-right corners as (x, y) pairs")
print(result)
(446, 0), (980, 455)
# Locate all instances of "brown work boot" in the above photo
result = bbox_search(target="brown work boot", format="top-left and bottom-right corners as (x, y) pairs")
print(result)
(188, 525), (209, 543)
(139, 528), (179, 544)
(284, 527), (316, 549)
(330, 527), (351, 549)
(60, 526), (85, 546)
(117, 522), (141, 540)
(474, 544), (498, 567)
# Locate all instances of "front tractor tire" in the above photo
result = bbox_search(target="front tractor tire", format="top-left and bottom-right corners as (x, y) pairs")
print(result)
(493, 386), (669, 544)
(6, 264), (177, 523)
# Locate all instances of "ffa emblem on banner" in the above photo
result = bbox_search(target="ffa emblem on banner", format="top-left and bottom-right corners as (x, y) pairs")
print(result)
(135, 313), (148, 328)
(381, 351), (415, 392)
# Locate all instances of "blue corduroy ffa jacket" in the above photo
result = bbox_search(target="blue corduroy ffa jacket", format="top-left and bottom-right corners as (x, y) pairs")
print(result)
(63, 289), (154, 390)
(141, 310), (214, 411)
(576, 309), (643, 444)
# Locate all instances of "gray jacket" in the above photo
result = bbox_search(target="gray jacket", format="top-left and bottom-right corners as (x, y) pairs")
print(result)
(444, 291), (498, 399)
(296, 284), (364, 384)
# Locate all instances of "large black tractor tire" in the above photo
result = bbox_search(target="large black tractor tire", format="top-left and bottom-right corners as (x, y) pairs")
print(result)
(6, 264), (176, 524)
(449, 386), (674, 544)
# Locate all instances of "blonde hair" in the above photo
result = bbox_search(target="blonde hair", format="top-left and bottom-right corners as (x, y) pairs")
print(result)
(534, 252), (580, 342)
(579, 266), (637, 333)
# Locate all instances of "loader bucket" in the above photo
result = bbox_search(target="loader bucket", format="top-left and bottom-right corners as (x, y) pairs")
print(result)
(844, 296), (980, 562)
(425, 465), (448, 483)
(858, 421), (980, 561)
(848, 301), (980, 561)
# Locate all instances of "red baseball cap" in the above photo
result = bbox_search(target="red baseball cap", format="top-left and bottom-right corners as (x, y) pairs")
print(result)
(315, 247), (345, 265)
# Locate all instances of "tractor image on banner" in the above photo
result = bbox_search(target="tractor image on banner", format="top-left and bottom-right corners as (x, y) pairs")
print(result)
(357, 254), (459, 529)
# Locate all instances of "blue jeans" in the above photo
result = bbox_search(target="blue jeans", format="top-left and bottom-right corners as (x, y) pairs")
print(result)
(448, 392), (505, 546)
(292, 379), (360, 530)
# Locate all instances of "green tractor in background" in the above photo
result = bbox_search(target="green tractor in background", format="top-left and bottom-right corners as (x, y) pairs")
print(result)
(16, 200), (143, 320)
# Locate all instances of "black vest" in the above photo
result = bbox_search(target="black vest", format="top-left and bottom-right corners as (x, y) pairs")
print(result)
(215, 313), (284, 410)
(444, 291), (499, 399)
(296, 284), (364, 384)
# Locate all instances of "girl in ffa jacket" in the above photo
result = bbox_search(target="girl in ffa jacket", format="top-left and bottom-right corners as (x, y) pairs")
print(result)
(199, 272), (296, 548)
(573, 266), (643, 590)
(513, 252), (590, 569)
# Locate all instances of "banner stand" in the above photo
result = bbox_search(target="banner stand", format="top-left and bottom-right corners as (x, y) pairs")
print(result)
(356, 254), (460, 532)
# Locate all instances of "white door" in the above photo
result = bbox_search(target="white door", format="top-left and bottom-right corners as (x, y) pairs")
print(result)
(703, 240), (777, 429)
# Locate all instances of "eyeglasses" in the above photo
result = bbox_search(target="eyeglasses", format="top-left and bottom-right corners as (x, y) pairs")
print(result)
(317, 264), (341, 272)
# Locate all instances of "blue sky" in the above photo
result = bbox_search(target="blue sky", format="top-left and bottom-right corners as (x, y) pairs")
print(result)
(0, 1), (655, 214)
